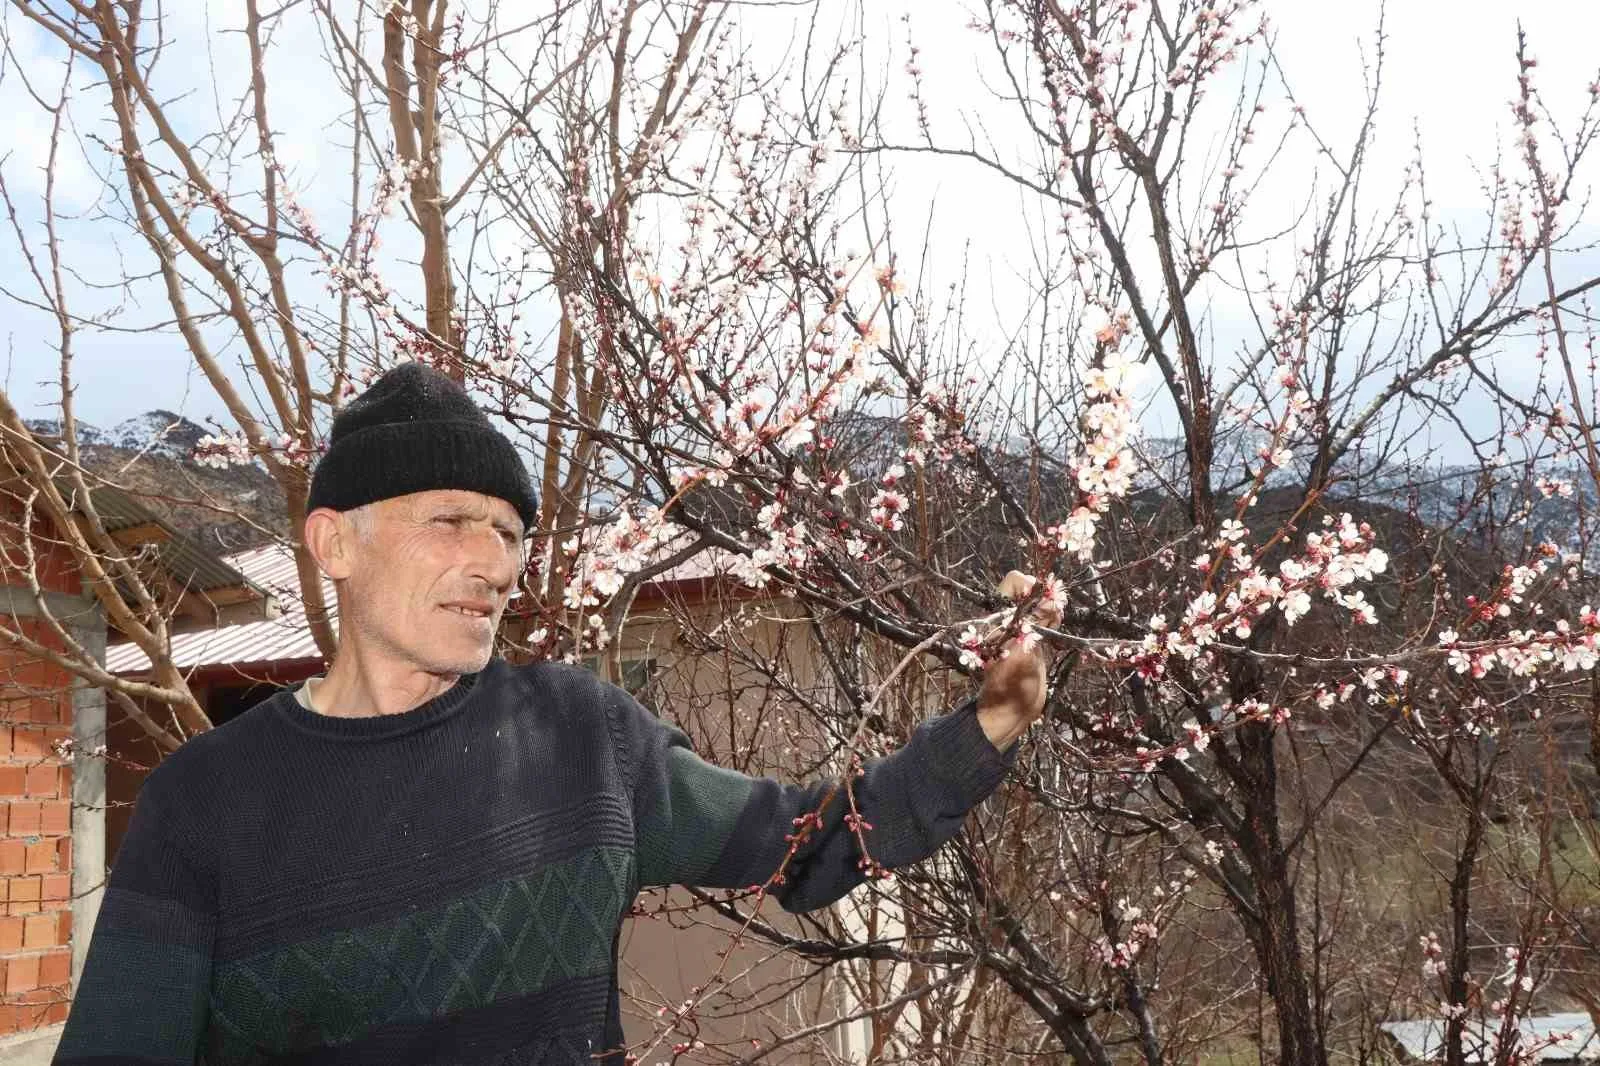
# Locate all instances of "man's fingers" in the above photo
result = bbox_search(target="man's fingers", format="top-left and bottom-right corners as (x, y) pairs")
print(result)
(997, 569), (1061, 629)
(998, 570), (1035, 601)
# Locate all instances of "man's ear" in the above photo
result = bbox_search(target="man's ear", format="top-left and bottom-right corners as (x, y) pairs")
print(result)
(303, 508), (356, 581)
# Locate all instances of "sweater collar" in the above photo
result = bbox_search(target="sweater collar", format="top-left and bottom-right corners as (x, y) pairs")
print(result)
(274, 662), (488, 741)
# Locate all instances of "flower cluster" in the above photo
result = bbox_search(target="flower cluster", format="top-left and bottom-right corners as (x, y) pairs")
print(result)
(903, 387), (975, 469)
(192, 431), (254, 469)
(1427, 546), (1600, 681)
(1438, 613), (1600, 679)
(1419, 932), (1446, 979)
(194, 431), (317, 471)
(1534, 475), (1574, 499)
(1093, 870), (1197, 972)
(1116, 512), (1391, 676)
(1045, 312), (1141, 561)
(562, 508), (683, 610)
(869, 462), (911, 532)
(751, 499), (812, 573)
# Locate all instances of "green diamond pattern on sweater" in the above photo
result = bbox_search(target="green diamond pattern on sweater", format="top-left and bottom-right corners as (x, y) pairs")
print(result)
(205, 846), (632, 1061)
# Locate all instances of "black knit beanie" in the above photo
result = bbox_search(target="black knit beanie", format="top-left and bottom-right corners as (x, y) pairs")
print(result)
(306, 362), (538, 527)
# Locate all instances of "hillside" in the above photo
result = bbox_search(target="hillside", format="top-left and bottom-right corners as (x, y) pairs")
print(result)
(1137, 435), (1597, 555)
(29, 407), (1600, 568)
(24, 413), (289, 553)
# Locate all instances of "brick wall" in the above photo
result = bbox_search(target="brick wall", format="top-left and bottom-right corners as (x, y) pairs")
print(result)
(0, 650), (74, 1035)
(0, 498), (83, 1039)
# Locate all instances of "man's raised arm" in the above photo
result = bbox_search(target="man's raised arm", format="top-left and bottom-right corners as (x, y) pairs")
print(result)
(618, 569), (1056, 911)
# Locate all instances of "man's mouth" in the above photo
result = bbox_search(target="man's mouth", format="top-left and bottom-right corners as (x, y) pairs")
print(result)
(442, 603), (494, 619)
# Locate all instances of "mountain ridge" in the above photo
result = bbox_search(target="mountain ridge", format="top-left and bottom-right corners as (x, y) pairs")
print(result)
(23, 410), (288, 554)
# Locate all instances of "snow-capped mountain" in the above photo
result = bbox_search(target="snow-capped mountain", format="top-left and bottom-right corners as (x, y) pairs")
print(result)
(25, 410), (210, 462)
(23, 410), (286, 551)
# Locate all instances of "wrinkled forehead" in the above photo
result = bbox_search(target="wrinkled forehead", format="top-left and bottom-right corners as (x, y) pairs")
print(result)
(388, 490), (525, 530)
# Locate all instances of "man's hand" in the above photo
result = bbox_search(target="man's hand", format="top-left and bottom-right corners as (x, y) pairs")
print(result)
(976, 570), (1060, 751)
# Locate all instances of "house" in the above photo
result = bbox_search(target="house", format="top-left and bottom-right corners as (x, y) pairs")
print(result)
(0, 458), (268, 1061)
(1380, 1014), (1599, 1063)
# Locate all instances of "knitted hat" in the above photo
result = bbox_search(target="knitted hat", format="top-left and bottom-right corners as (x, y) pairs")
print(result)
(306, 362), (538, 528)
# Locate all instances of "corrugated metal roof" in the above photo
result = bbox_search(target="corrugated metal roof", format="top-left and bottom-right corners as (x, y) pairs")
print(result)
(1380, 1014), (1598, 1062)
(226, 543), (317, 597)
(107, 543), (334, 676)
(106, 610), (329, 676)
(67, 480), (149, 534)
(150, 531), (260, 596)
(49, 474), (258, 595)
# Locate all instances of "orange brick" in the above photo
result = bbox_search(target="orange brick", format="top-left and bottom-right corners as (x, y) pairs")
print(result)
(54, 836), (69, 872)
(37, 802), (67, 836)
(53, 910), (69, 946)
(10, 658), (66, 690)
(0, 917), (22, 951)
(26, 698), (61, 725)
(6, 803), (39, 837)
(0, 1000), (20, 1034)
(0, 841), (23, 876)
(39, 873), (68, 909)
(5, 953), (38, 994)
(7, 876), (40, 910)
(0, 767), (24, 797)
(58, 766), (70, 794)
(22, 842), (52, 875)
(8, 731), (47, 760)
(31, 657), (68, 686)
(22, 914), (53, 949)
(22, 765), (55, 798)
(0, 730), (10, 758)
(44, 1000), (67, 1024)
(36, 951), (67, 987)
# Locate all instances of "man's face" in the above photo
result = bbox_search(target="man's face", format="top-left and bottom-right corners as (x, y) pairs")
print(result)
(337, 490), (525, 677)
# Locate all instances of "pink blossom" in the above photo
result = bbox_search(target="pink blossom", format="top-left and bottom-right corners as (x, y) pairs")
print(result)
(870, 489), (909, 531)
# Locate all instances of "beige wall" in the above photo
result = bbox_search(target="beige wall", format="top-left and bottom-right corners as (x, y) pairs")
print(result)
(607, 588), (879, 1065)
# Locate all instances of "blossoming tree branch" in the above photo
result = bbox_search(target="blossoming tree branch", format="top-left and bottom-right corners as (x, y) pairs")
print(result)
(2, 1), (1598, 1064)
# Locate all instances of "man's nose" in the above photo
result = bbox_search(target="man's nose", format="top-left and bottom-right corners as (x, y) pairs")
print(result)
(466, 529), (520, 593)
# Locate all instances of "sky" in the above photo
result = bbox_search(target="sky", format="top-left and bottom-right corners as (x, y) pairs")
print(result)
(0, 0), (1597, 456)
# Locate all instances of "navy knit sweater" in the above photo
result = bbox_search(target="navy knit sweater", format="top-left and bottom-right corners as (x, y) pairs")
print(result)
(55, 658), (1014, 1064)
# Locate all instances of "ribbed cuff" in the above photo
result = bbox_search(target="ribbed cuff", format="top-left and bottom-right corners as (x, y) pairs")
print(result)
(919, 697), (1017, 804)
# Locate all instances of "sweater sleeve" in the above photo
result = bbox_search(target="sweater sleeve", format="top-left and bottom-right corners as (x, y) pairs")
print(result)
(618, 689), (1016, 913)
(54, 771), (215, 1065)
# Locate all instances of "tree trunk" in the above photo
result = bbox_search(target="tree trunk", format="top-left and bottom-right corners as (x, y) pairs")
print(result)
(1254, 853), (1326, 1066)
(1235, 718), (1328, 1066)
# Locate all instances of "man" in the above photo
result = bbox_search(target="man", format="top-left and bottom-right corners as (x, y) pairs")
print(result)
(55, 362), (1052, 1065)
